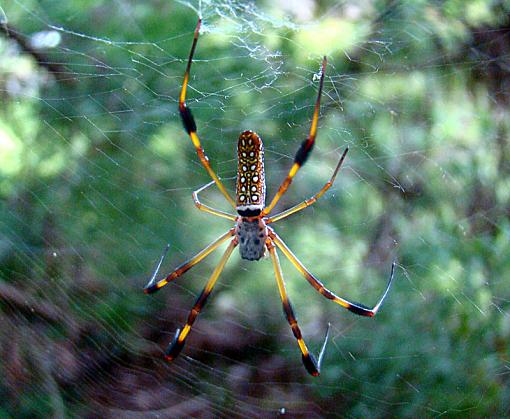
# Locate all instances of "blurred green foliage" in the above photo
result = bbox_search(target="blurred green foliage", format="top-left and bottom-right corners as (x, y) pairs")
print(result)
(1, 0), (510, 417)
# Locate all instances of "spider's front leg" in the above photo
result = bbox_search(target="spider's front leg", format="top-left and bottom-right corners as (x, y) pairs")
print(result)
(267, 238), (330, 376)
(269, 229), (395, 317)
(165, 238), (238, 361)
(144, 229), (235, 294)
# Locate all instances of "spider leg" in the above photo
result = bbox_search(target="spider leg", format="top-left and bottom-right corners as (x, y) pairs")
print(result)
(269, 229), (395, 317)
(267, 239), (330, 377)
(144, 228), (235, 294)
(262, 57), (327, 216)
(266, 147), (348, 224)
(165, 238), (238, 361)
(193, 180), (237, 221)
(179, 18), (236, 209)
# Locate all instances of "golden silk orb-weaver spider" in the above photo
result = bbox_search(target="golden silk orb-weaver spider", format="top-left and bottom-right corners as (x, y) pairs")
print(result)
(144, 18), (395, 377)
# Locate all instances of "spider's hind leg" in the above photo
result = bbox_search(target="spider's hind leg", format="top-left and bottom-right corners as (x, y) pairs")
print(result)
(266, 147), (349, 224)
(178, 18), (236, 208)
(262, 56), (328, 216)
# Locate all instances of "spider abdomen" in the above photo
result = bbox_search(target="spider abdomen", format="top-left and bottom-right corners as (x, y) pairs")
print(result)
(235, 218), (268, 261)
(236, 130), (266, 217)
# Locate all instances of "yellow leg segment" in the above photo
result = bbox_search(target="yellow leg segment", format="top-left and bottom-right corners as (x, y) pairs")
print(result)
(267, 239), (329, 376)
(266, 147), (349, 224)
(178, 18), (236, 209)
(269, 229), (395, 317)
(144, 229), (235, 294)
(165, 238), (237, 361)
(263, 57), (328, 216)
(193, 181), (237, 221)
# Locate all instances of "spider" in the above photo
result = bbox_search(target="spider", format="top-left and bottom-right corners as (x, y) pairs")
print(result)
(144, 18), (395, 377)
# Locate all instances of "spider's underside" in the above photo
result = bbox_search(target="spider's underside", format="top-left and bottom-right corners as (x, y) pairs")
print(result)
(144, 18), (395, 377)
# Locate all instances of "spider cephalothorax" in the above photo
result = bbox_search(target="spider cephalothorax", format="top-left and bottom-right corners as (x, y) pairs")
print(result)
(235, 216), (268, 261)
(144, 18), (395, 377)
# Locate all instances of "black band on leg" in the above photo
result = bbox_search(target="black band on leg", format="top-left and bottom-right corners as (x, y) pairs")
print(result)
(165, 329), (185, 361)
(346, 302), (374, 316)
(283, 299), (296, 324)
(302, 322), (330, 377)
(180, 105), (197, 134)
(294, 139), (315, 166)
(302, 352), (320, 376)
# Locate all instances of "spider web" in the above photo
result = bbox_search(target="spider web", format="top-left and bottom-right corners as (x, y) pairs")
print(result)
(1, 0), (509, 417)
